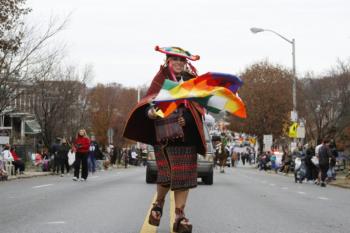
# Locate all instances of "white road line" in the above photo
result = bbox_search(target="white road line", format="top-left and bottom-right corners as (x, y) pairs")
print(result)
(318, 197), (329, 200)
(269, 184), (276, 186)
(46, 221), (65, 224)
(281, 187), (288, 190)
(297, 191), (306, 195)
(32, 184), (53, 189)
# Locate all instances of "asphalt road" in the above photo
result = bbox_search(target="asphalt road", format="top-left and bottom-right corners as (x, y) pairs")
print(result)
(0, 165), (349, 233)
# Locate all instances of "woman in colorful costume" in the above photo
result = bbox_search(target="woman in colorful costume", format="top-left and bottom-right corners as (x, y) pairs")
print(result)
(123, 46), (206, 233)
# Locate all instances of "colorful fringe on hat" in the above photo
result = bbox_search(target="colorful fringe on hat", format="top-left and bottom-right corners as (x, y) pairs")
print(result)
(155, 46), (200, 61)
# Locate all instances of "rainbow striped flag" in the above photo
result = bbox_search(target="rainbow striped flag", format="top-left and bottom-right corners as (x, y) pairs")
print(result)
(153, 72), (246, 118)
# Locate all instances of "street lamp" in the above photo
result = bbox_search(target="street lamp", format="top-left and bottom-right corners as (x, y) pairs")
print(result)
(250, 27), (297, 120)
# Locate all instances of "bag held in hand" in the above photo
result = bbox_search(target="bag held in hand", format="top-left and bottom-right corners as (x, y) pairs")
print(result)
(311, 156), (319, 166)
(154, 110), (184, 143)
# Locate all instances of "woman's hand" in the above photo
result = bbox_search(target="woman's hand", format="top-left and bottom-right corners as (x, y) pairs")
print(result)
(178, 116), (185, 127)
(147, 107), (158, 119)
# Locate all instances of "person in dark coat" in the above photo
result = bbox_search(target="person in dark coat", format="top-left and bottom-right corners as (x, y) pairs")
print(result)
(123, 46), (205, 233)
(10, 147), (25, 175)
(305, 144), (318, 182)
(318, 138), (333, 187)
(329, 140), (338, 181)
(51, 138), (61, 174)
(57, 138), (70, 177)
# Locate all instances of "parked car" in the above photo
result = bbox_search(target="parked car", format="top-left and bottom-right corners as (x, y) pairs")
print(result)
(146, 123), (214, 185)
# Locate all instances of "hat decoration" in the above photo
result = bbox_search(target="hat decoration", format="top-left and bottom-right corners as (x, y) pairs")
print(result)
(155, 46), (200, 61)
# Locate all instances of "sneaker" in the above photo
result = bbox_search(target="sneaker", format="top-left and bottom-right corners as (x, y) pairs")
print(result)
(79, 178), (86, 182)
(320, 182), (326, 187)
(60, 174), (64, 177)
(73, 177), (78, 181)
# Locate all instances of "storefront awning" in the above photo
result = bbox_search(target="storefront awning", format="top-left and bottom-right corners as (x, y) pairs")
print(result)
(25, 120), (41, 134)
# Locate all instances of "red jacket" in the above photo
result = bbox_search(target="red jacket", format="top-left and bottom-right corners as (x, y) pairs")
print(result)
(11, 150), (20, 161)
(74, 136), (90, 153)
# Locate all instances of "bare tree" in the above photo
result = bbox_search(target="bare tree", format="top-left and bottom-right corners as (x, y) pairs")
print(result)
(32, 60), (91, 147)
(0, 2), (68, 114)
(300, 60), (350, 144)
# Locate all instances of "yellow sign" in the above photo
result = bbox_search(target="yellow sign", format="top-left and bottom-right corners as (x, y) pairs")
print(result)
(249, 137), (256, 145)
(288, 122), (298, 138)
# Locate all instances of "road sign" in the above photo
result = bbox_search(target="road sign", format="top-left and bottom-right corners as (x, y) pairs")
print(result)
(291, 111), (298, 122)
(297, 125), (305, 139)
(0, 136), (9, 145)
(263, 134), (273, 152)
(0, 128), (10, 144)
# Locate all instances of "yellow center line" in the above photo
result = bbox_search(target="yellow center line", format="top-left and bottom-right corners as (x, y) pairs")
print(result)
(140, 193), (158, 233)
(169, 191), (175, 233)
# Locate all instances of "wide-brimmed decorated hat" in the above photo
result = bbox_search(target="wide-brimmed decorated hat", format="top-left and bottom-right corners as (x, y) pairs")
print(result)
(155, 45), (200, 61)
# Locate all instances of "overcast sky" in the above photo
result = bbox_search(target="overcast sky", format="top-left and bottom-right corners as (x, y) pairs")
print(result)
(26, 0), (350, 87)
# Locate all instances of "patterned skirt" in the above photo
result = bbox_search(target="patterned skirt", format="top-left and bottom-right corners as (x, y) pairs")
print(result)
(154, 145), (197, 190)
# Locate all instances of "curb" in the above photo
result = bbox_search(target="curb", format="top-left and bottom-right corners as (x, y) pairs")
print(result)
(265, 169), (350, 189)
(329, 183), (350, 189)
(4, 165), (138, 182)
(7, 172), (52, 181)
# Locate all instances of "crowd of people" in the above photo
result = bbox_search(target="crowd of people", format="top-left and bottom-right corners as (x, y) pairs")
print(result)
(212, 133), (256, 173)
(0, 127), (152, 182)
(257, 138), (339, 188)
(0, 144), (26, 180)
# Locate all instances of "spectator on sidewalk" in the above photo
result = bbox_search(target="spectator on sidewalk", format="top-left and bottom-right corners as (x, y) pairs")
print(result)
(131, 149), (138, 166)
(305, 143), (318, 182)
(51, 138), (61, 175)
(241, 152), (247, 166)
(0, 147), (8, 180)
(2, 144), (14, 162)
(111, 145), (119, 166)
(270, 152), (277, 173)
(122, 148), (128, 168)
(42, 148), (51, 172)
(34, 152), (43, 166)
(280, 147), (291, 175)
(10, 147), (25, 175)
(73, 129), (90, 181)
(328, 140), (338, 181)
(57, 138), (70, 177)
(0, 159), (7, 180)
(318, 138), (333, 187)
(116, 146), (122, 166)
(88, 136), (102, 174)
(1, 144), (13, 176)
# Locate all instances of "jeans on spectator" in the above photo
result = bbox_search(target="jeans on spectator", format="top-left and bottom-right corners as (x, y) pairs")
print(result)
(53, 157), (60, 174)
(88, 154), (96, 173)
(319, 163), (329, 183)
(59, 157), (66, 174)
(74, 152), (88, 179)
(327, 166), (336, 179)
(271, 161), (277, 173)
(64, 157), (70, 173)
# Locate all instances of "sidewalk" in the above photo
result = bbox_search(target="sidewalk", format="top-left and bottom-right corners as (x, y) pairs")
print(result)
(328, 174), (350, 189)
(264, 168), (350, 189)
